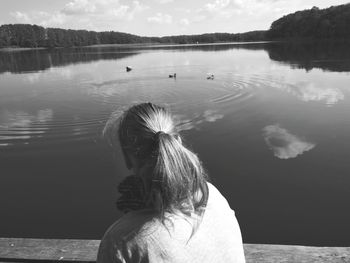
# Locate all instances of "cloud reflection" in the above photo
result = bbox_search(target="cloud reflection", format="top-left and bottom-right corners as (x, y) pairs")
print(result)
(273, 81), (345, 106)
(292, 82), (344, 105)
(176, 109), (224, 131)
(262, 124), (315, 159)
(0, 109), (53, 146)
(202, 109), (224, 122)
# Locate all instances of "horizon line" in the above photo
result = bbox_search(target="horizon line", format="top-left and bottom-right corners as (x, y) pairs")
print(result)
(0, 23), (268, 38)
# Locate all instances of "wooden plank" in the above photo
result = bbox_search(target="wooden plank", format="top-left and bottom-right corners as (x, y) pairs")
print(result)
(0, 238), (100, 262)
(244, 244), (350, 263)
(1, 238), (350, 262)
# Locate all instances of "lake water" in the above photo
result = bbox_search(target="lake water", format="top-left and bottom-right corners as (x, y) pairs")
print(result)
(1, 42), (350, 246)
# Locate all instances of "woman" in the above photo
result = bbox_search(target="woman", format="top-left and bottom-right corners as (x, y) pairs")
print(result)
(98, 103), (245, 263)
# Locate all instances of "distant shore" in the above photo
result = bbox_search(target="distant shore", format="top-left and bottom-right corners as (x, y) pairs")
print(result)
(0, 46), (47, 52)
(0, 41), (272, 52)
(87, 41), (272, 48)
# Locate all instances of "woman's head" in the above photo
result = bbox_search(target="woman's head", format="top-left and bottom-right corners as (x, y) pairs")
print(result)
(104, 102), (208, 218)
(118, 103), (177, 170)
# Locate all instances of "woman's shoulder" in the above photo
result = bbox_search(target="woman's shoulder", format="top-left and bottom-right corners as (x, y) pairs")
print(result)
(206, 182), (234, 212)
(97, 209), (160, 263)
(104, 209), (157, 241)
(101, 182), (233, 242)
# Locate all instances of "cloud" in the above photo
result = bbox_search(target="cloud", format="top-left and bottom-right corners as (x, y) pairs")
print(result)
(262, 124), (316, 159)
(61, 0), (146, 21)
(10, 10), (65, 27)
(147, 13), (172, 24)
(61, 0), (147, 22)
(193, 0), (310, 26)
(192, 14), (207, 23)
(112, 1), (147, 21)
(10, 11), (32, 23)
(62, 0), (146, 21)
(154, 0), (174, 3)
(6, 0), (343, 35)
(9, 0), (147, 30)
(194, 0), (243, 21)
(204, 0), (232, 12)
(62, 0), (97, 15)
(108, 5), (133, 20)
(10, 10), (66, 27)
(39, 12), (67, 27)
(179, 18), (190, 26)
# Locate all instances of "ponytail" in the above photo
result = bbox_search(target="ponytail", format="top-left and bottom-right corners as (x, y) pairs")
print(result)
(150, 131), (208, 216)
(107, 102), (209, 219)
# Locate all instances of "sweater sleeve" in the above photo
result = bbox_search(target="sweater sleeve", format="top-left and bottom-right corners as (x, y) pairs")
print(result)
(98, 232), (152, 263)
(97, 210), (156, 263)
(97, 233), (123, 263)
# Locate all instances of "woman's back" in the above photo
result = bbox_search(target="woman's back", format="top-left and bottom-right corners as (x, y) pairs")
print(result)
(97, 182), (245, 263)
(99, 103), (245, 262)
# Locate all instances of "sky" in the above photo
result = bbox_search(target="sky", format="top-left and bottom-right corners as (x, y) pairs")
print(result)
(0, 0), (349, 36)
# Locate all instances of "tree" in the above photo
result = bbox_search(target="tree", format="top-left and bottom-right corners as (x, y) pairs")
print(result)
(267, 3), (350, 40)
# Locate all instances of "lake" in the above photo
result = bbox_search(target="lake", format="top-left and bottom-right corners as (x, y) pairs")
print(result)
(1, 41), (350, 246)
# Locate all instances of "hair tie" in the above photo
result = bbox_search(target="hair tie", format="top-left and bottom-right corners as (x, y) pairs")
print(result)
(156, 131), (165, 137)
(154, 131), (165, 141)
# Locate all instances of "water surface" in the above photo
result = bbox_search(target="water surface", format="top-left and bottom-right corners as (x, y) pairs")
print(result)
(1, 42), (350, 245)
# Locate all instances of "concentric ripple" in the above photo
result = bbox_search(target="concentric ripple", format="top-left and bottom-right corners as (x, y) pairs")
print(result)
(0, 108), (110, 148)
(0, 71), (283, 148)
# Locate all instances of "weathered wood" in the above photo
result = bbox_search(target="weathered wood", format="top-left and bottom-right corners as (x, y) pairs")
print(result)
(244, 244), (350, 263)
(0, 238), (99, 262)
(1, 238), (350, 262)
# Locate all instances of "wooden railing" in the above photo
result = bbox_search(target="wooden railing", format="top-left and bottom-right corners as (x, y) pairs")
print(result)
(1, 238), (350, 262)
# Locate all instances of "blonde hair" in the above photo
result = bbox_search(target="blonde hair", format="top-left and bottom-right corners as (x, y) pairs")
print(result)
(104, 102), (208, 219)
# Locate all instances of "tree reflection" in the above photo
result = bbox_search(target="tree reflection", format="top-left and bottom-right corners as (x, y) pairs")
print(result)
(0, 48), (138, 74)
(0, 42), (270, 74)
(266, 41), (350, 72)
(2, 41), (350, 74)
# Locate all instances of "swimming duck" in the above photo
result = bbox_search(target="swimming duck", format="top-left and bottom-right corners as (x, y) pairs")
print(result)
(126, 66), (132, 72)
(207, 73), (214, 80)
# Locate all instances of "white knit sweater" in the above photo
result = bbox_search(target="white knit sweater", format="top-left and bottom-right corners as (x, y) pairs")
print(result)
(97, 183), (246, 263)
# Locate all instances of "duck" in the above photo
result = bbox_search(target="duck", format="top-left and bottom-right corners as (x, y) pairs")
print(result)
(207, 73), (214, 80)
(126, 66), (132, 72)
(169, 73), (176, 78)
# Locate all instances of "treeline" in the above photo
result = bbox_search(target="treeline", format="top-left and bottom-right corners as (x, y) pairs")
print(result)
(268, 3), (350, 39)
(152, 31), (266, 44)
(0, 23), (266, 48)
(0, 24), (147, 48)
(1, 3), (349, 48)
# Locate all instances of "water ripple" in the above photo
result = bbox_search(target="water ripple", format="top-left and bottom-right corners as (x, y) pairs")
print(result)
(0, 108), (109, 148)
(1, 68), (344, 148)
